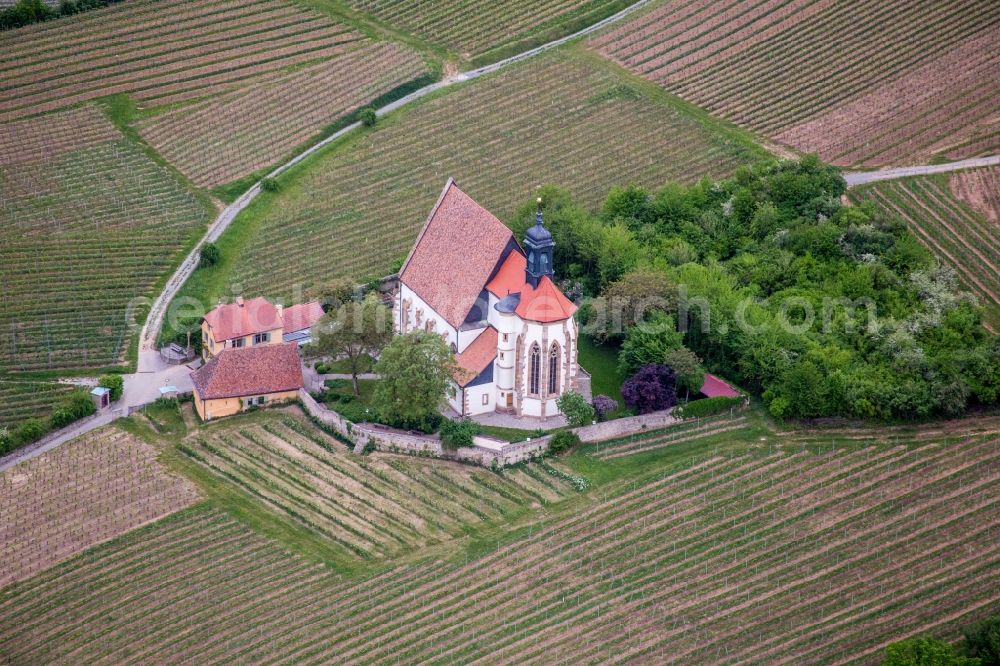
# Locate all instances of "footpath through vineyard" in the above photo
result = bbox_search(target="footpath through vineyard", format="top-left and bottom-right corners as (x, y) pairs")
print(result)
(1, 422), (996, 664)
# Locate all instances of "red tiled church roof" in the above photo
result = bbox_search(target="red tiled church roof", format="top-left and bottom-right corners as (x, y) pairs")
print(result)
(282, 301), (324, 333)
(700, 373), (740, 398)
(485, 251), (527, 297)
(453, 326), (498, 386)
(400, 179), (516, 328)
(192, 343), (303, 400)
(203, 297), (281, 342)
(515, 276), (577, 323)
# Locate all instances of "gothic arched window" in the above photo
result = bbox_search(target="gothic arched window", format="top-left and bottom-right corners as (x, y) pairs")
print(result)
(548, 342), (560, 395)
(528, 343), (541, 395)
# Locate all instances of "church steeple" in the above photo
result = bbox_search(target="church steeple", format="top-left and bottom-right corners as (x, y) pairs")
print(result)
(524, 197), (554, 288)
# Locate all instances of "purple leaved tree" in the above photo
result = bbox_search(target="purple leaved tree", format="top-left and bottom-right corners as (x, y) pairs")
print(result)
(622, 364), (678, 414)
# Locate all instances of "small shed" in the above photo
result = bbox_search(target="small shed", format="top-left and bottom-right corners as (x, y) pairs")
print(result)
(90, 386), (111, 409)
(159, 386), (179, 399)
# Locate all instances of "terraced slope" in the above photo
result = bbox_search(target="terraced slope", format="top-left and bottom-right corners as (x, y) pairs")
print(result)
(0, 380), (75, 430)
(2, 423), (997, 663)
(349, 0), (631, 58)
(849, 172), (1000, 332)
(0, 426), (199, 588)
(135, 42), (429, 188)
(204, 50), (761, 305)
(590, 0), (1000, 166)
(180, 414), (579, 558)
(0, 106), (210, 370)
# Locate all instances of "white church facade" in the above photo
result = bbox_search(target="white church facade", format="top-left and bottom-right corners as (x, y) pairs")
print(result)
(395, 179), (579, 419)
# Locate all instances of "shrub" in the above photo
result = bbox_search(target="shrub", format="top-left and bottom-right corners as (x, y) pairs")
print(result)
(881, 636), (979, 665)
(622, 364), (678, 414)
(15, 418), (46, 445)
(199, 242), (220, 268)
(359, 107), (377, 127)
(98, 374), (124, 402)
(440, 418), (482, 449)
(592, 394), (619, 421)
(548, 430), (581, 454)
(49, 406), (77, 429)
(0, 427), (11, 455)
(556, 391), (595, 426)
(260, 177), (280, 192)
(678, 396), (743, 418)
(962, 615), (1000, 665)
(314, 362), (331, 374)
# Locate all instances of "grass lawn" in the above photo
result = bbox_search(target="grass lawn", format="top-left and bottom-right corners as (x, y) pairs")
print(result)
(323, 378), (379, 422)
(577, 334), (625, 414)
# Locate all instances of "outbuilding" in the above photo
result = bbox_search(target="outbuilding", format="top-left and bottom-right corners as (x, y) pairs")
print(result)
(191, 343), (304, 421)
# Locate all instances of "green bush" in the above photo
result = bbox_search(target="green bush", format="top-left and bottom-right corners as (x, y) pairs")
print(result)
(359, 107), (377, 127)
(548, 430), (581, 454)
(678, 396), (743, 418)
(314, 362), (331, 374)
(15, 418), (46, 446)
(199, 242), (220, 268)
(556, 391), (595, 427)
(0, 427), (13, 455)
(963, 615), (1000, 665)
(882, 636), (979, 665)
(440, 418), (482, 449)
(260, 177), (280, 192)
(98, 374), (124, 402)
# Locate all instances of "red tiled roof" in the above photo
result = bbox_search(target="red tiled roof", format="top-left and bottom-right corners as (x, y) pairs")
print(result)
(192, 343), (303, 400)
(485, 250), (527, 297)
(453, 326), (498, 386)
(400, 179), (515, 328)
(700, 373), (740, 398)
(515, 276), (577, 323)
(282, 301), (324, 333)
(203, 297), (281, 342)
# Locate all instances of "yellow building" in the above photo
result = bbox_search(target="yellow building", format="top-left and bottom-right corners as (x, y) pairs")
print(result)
(201, 297), (283, 361)
(191, 343), (304, 421)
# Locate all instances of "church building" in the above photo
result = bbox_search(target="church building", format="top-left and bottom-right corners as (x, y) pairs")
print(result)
(396, 179), (579, 419)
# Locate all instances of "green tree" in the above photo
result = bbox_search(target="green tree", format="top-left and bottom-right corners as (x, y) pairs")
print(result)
(316, 276), (357, 312)
(440, 418), (481, 449)
(556, 391), (595, 427)
(596, 222), (644, 288)
(15, 418), (46, 446)
(373, 331), (455, 432)
(618, 312), (684, 377)
(548, 430), (581, 454)
(314, 294), (392, 395)
(664, 347), (704, 399)
(882, 636), (979, 666)
(98, 374), (124, 402)
(962, 615), (1000, 665)
(359, 107), (377, 127)
(199, 242), (220, 268)
(591, 269), (677, 343)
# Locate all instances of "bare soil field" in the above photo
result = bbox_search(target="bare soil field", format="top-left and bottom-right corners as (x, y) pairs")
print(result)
(1, 424), (996, 664)
(590, 0), (999, 166)
(0, 426), (199, 589)
(950, 167), (1000, 224)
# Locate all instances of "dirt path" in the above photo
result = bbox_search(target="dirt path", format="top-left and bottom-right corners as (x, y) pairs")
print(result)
(844, 154), (1000, 187)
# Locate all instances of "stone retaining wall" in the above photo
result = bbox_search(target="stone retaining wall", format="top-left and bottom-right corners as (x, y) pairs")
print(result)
(573, 410), (679, 442)
(298, 389), (679, 467)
